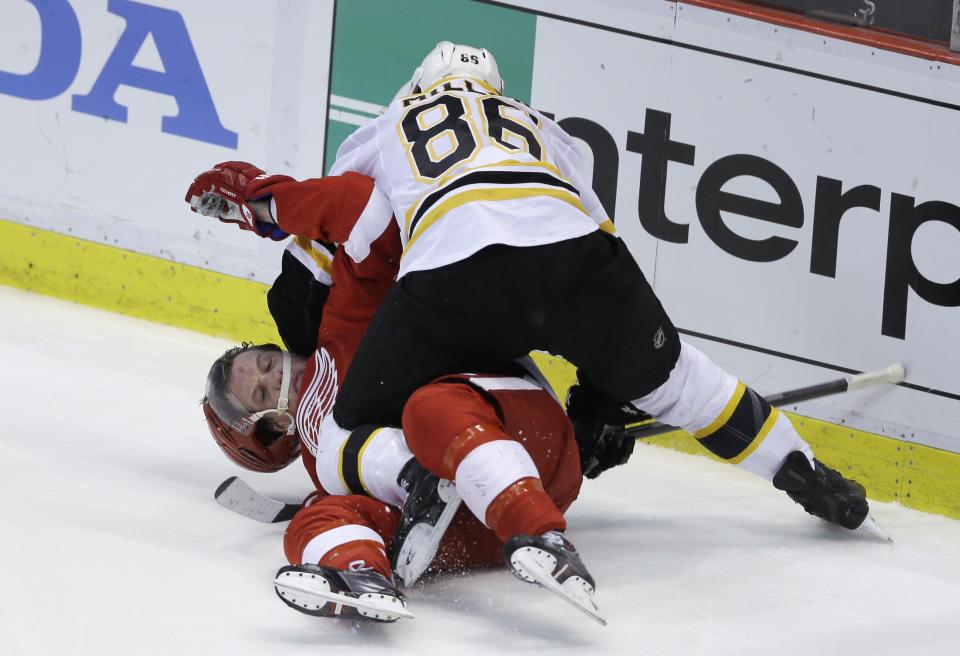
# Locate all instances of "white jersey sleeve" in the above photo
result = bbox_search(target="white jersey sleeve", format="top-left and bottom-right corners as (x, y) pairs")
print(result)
(328, 120), (381, 179)
(328, 78), (604, 277)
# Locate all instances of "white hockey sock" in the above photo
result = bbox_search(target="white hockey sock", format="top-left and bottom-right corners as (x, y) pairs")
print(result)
(315, 424), (413, 507)
(633, 341), (813, 480)
(454, 439), (539, 526)
(301, 524), (386, 565)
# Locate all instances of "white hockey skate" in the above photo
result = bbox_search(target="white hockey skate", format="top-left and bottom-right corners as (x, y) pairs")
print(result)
(274, 564), (414, 622)
(504, 530), (606, 626)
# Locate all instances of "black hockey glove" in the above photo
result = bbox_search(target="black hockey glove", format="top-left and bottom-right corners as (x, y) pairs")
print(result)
(566, 378), (648, 479)
(582, 426), (636, 480)
(267, 249), (331, 356)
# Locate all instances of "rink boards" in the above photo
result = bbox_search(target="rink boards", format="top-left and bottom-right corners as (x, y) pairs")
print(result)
(0, 1), (958, 517)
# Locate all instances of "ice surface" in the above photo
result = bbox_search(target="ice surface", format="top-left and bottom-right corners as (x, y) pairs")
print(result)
(2, 286), (959, 656)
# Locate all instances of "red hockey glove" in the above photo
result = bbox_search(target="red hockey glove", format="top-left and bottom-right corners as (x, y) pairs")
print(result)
(185, 161), (295, 239)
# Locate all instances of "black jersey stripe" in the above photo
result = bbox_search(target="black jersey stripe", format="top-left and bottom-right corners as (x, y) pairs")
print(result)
(340, 425), (379, 495)
(409, 169), (580, 237)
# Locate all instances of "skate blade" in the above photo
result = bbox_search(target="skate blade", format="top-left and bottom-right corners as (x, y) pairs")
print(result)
(274, 571), (414, 621)
(395, 483), (462, 587)
(856, 514), (893, 543)
(511, 548), (607, 626)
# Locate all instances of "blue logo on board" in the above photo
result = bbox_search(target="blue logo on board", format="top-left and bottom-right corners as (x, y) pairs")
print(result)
(0, 0), (238, 149)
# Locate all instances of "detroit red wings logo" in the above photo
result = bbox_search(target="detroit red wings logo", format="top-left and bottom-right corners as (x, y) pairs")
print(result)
(295, 348), (338, 456)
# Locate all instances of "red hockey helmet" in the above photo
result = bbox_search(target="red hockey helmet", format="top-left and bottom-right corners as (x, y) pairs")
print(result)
(202, 399), (300, 472)
(202, 344), (301, 473)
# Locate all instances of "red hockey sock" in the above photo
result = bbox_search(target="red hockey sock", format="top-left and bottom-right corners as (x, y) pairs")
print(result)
(318, 541), (392, 580)
(484, 477), (566, 543)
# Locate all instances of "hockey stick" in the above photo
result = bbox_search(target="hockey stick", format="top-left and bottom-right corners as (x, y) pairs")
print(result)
(214, 476), (302, 523)
(623, 363), (905, 440)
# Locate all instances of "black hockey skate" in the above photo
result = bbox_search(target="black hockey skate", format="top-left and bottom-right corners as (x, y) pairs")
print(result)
(772, 451), (869, 530)
(389, 459), (461, 587)
(503, 530), (606, 625)
(273, 564), (413, 622)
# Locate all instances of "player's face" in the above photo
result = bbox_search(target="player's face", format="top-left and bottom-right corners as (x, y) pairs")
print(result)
(228, 349), (307, 417)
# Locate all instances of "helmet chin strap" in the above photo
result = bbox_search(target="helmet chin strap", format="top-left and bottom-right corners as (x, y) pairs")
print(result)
(248, 351), (297, 435)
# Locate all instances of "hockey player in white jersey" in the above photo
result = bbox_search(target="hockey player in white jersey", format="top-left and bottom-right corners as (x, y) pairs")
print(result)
(332, 42), (614, 280)
(325, 41), (873, 570)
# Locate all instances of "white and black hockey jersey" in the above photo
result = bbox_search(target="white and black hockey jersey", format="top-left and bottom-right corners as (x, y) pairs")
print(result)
(329, 76), (614, 278)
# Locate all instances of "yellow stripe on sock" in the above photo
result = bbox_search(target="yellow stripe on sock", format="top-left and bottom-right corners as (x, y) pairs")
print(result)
(694, 381), (747, 439)
(728, 408), (782, 465)
(355, 427), (383, 496)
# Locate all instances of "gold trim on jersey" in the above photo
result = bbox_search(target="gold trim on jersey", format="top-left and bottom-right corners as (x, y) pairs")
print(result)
(478, 96), (547, 163)
(403, 160), (572, 234)
(426, 129), (460, 162)
(598, 219), (616, 234)
(396, 93), (484, 184)
(417, 101), (450, 129)
(292, 236), (333, 276)
(404, 186), (589, 254)
(434, 159), (566, 188)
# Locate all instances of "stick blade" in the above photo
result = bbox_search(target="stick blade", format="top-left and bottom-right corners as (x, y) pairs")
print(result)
(215, 476), (296, 523)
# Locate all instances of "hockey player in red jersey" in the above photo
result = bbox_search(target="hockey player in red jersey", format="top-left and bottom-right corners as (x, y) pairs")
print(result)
(187, 162), (606, 623)
(194, 163), (402, 494)
(205, 339), (589, 622)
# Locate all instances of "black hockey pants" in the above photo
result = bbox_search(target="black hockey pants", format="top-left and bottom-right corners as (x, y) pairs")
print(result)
(333, 230), (681, 428)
